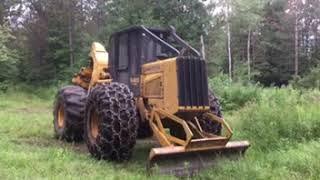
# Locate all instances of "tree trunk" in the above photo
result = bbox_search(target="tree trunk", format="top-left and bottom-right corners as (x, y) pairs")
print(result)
(68, 0), (74, 67)
(294, 4), (299, 76)
(200, 35), (206, 59)
(226, 0), (232, 81)
(247, 28), (251, 81)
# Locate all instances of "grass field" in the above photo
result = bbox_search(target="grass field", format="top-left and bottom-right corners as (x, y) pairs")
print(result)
(0, 85), (319, 179)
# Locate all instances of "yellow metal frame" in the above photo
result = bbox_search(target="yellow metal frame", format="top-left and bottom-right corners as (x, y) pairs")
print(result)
(148, 108), (193, 147)
(72, 67), (92, 89)
(203, 112), (233, 139)
(141, 58), (179, 114)
(88, 42), (111, 89)
(140, 57), (235, 153)
(72, 42), (112, 89)
(148, 107), (234, 151)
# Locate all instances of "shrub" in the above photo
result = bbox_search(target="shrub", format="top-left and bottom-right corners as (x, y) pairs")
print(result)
(209, 74), (261, 111)
(233, 87), (320, 151)
(291, 66), (320, 89)
(0, 80), (9, 92)
(0, 25), (19, 90)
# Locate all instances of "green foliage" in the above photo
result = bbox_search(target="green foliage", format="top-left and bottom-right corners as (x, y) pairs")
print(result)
(210, 75), (320, 151)
(5, 0), (215, 85)
(234, 87), (320, 151)
(99, 0), (211, 47)
(206, 24), (227, 75)
(201, 82), (320, 179)
(291, 66), (320, 89)
(2, 0), (319, 86)
(209, 74), (261, 111)
(253, 0), (294, 85)
(233, 61), (260, 82)
(0, 80), (9, 92)
(150, 0), (212, 47)
(0, 25), (19, 91)
(231, 0), (266, 29)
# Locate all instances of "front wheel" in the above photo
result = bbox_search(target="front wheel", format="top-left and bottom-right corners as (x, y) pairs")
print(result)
(84, 82), (138, 161)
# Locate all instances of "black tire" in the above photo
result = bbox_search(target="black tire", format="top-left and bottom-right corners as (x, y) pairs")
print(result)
(198, 90), (222, 135)
(84, 82), (138, 161)
(53, 85), (87, 142)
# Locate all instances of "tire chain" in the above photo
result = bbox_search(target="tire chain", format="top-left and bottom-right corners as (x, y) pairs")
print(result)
(85, 82), (138, 161)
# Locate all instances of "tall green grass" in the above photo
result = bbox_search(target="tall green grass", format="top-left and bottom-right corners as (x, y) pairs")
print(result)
(291, 65), (320, 90)
(0, 80), (319, 179)
(2, 83), (63, 100)
(231, 88), (320, 151)
(209, 74), (262, 111)
(209, 75), (320, 151)
(205, 76), (320, 179)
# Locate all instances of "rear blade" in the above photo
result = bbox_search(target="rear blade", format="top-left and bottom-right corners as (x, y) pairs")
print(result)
(147, 140), (250, 177)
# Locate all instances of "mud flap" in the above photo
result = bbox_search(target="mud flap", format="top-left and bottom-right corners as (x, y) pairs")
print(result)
(147, 141), (250, 176)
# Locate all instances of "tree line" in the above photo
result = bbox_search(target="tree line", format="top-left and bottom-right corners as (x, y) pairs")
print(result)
(0, 0), (319, 87)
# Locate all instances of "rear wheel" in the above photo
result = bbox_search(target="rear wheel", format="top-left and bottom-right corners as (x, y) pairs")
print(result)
(53, 86), (87, 142)
(84, 82), (138, 161)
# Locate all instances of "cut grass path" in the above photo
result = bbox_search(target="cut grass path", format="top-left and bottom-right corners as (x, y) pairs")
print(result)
(0, 89), (319, 179)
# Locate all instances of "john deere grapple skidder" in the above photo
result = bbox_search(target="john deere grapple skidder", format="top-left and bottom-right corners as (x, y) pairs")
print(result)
(53, 26), (250, 176)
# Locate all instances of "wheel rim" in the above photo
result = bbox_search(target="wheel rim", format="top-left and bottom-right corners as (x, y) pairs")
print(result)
(57, 104), (65, 128)
(89, 110), (100, 142)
